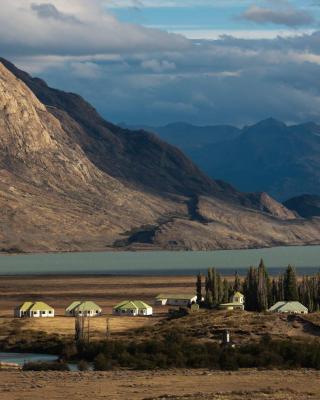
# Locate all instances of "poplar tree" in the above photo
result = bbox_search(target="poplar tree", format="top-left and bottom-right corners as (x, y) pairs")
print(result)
(257, 259), (268, 311)
(243, 266), (257, 311)
(233, 271), (241, 292)
(196, 273), (202, 304)
(211, 268), (219, 306)
(283, 264), (298, 301)
(222, 279), (230, 303)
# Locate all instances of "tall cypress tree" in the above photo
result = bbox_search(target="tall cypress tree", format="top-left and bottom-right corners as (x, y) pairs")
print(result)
(233, 271), (241, 292)
(196, 273), (202, 304)
(211, 268), (219, 306)
(278, 275), (284, 301)
(271, 279), (278, 305)
(204, 275), (212, 308)
(283, 264), (298, 301)
(243, 266), (258, 311)
(222, 278), (229, 303)
(257, 259), (268, 311)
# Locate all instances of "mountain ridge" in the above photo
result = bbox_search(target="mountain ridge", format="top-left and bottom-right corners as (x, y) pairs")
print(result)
(136, 118), (320, 200)
(1, 59), (320, 252)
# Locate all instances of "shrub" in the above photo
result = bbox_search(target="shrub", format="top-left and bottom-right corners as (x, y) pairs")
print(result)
(94, 353), (112, 371)
(23, 361), (69, 371)
(78, 360), (90, 371)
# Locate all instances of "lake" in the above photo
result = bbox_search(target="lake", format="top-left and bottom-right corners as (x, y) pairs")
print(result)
(0, 352), (57, 365)
(0, 246), (319, 275)
(0, 352), (81, 371)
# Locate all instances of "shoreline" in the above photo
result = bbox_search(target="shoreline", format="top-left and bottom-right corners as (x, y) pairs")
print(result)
(1, 242), (320, 257)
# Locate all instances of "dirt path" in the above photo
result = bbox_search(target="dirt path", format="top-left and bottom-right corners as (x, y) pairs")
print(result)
(0, 369), (319, 400)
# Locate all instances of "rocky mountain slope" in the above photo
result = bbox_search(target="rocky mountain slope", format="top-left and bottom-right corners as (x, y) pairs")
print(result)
(284, 195), (320, 218)
(165, 118), (320, 201)
(0, 59), (320, 252)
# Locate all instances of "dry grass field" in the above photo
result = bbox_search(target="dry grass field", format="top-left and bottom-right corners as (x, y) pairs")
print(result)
(0, 274), (191, 341)
(0, 369), (319, 400)
(0, 274), (320, 343)
(0, 274), (196, 316)
(1, 274), (320, 400)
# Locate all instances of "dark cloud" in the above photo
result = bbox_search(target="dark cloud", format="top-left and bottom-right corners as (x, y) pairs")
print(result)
(32, 32), (320, 126)
(31, 3), (80, 23)
(2, 1), (320, 126)
(242, 4), (314, 27)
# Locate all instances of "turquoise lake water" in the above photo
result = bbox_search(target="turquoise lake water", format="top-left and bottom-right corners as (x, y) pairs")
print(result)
(0, 246), (319, 275)
(0, 352), (57, 365)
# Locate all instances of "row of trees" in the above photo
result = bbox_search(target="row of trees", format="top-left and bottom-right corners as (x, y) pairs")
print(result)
(196, 260), (320, 312)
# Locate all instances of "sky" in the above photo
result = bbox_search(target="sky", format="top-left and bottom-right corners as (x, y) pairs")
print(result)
(1, 0), (320, 126)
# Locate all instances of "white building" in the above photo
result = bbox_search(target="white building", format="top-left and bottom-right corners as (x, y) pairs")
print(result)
(155, 294), (197, 307)
(268, 301), (308, 314)
(219, 292), (245, 311)
(14, 301), (55, 318)
(65, 301), (102, 317)
(113, 300), (153, 316)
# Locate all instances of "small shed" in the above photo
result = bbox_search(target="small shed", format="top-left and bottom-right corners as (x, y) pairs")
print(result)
(268, 301), (308, 314)
(113, 300), (153, 316)
(14, 301), (54, 318)
(219, 292), (245, 311)
(65, 301), (102, 317)
(155, 294), (197, 307)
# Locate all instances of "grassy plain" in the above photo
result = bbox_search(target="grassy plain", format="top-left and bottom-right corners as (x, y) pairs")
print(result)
(0, 274), (320, 342)
(0, 369), (320, 400)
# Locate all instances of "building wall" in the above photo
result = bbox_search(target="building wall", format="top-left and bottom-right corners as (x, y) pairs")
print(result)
(166, 298), (196, 306)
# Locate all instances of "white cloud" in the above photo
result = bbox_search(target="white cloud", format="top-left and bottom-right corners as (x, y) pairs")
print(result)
(0, 0), (189, 57)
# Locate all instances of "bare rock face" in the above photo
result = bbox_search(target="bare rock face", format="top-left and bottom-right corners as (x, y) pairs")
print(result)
(0, 59), (319, 253)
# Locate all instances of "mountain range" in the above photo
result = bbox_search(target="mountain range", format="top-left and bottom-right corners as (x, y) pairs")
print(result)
(284, 195), (320, 218)
(136, 120), (320, 201)
(0, 58), (320, 252)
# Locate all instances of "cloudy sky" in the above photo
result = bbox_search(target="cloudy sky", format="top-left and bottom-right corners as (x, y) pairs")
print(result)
(1, 0), (320, 126)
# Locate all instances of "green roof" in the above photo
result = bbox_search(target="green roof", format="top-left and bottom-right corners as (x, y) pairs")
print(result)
(156, 294), (196, 300)
(76, 301), (101, 312)
(114, 300), (151, 311)
(29, 302), (54, 312)
(66, 301), (101, 313)
(268, 301), (308, 313)
(66, 301), (82, 312)
(18, 302), (34, 312)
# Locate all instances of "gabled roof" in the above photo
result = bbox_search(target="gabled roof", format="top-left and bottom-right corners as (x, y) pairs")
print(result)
(29, 302), (54, 312)
(156, 294), (196, 300)
(75, 301), (101, 312)
(268, 301), (308, 313)
(17, 301), (33, 312)
(114, 300), (151, 310)
(66, 301), (101, 312)
(233, 292), (244, 297)
(66, 301), (82, 312)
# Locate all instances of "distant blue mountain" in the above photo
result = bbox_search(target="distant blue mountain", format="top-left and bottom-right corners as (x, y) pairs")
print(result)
(122, 119), (320, 201)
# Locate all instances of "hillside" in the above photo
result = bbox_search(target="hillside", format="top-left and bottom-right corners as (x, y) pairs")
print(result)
(0, 59), (320, 252)
(284, 195), (320, 218)
(168, 118), (320, 201)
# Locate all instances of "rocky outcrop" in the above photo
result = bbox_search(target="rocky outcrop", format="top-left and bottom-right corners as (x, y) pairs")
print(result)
(0, 59), (320, 252)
